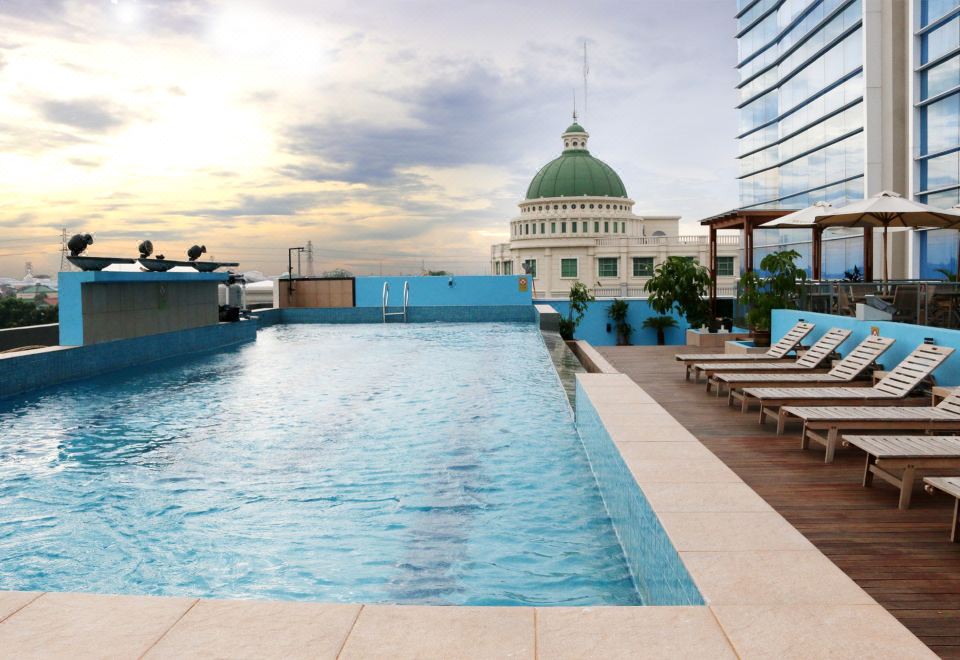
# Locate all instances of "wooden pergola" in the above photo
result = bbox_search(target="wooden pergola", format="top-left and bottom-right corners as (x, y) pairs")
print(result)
(698, 208), (876, 315)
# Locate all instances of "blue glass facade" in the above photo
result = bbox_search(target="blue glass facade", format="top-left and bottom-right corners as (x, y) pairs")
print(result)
(737, 0), (865, 209)
(917, 0), (960, 205)
(916, 1), (960, 278)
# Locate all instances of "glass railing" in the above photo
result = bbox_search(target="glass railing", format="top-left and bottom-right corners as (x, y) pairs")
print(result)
(786, 280), (960, 328)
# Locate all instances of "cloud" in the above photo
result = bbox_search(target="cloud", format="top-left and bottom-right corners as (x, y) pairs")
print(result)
(173, 193), (327, 218)
(38, 98), (130, 132)
(281, 63), (552, 185)
(68, 157), (101, 168)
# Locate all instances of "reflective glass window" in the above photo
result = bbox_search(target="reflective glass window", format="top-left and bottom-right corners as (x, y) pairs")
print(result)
(922, 55), (960, 100)
(921, 150), (960, 191)
(922, 92), (960, 154)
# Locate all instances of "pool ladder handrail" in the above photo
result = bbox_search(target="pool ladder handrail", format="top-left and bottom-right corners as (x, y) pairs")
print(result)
(382, 280), (409, 322)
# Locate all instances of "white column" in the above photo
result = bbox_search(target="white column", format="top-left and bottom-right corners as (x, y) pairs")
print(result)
(863, 0), (909, 197)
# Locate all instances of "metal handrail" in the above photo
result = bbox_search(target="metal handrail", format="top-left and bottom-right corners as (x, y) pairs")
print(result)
(382, 280), (409, 322)
(382, 281), (389, 322)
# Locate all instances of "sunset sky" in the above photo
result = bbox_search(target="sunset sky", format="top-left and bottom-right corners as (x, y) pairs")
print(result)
(1, 0), (737, 278)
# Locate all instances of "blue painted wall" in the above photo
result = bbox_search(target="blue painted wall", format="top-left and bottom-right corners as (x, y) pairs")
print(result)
(354, 275), (532, 307)
(58, 270), (228, 345)
(1, 320), (256, 399)
(544, 298), (690, 346)
(772, 309), (960, 386)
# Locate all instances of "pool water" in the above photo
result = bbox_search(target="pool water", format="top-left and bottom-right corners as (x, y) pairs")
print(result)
(0, 323), (641, 605)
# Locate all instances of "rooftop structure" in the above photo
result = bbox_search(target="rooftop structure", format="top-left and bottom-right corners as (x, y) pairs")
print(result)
(492, 120), (741, 298)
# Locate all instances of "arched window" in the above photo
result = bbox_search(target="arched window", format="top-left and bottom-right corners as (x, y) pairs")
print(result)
(652, 230), (666, 237)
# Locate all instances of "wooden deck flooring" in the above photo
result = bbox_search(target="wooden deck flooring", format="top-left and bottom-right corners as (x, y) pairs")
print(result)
(599, 344), (960, 659)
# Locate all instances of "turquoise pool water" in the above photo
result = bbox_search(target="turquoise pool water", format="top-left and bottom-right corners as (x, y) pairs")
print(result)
(0, 323), (642, 605)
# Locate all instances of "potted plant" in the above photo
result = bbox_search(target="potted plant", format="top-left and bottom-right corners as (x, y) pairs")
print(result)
(737, 250), (806, 347)
(607, 299), (633, 345)
(558, 281), (594, 340)
(644, 257), (711, 330)
(642, 315), (677, 345)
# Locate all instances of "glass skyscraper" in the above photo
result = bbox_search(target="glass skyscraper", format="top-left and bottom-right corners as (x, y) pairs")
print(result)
(736, 0), (866, 210)
(734, 0), (960, 278)
(915, 0), (960, 277)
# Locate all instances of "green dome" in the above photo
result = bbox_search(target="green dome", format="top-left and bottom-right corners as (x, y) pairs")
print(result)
(526, 150), (628, 200)
(565, 122), (586, 133)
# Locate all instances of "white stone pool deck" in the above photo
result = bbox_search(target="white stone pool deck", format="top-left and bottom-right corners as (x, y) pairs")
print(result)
(0, 373), (937, 658)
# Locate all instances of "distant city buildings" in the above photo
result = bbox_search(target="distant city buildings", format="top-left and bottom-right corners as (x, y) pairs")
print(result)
(734, 0), (960, 278)
(490, 121), (740, 297)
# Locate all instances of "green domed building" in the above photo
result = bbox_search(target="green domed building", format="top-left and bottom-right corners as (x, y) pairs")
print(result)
(490, 119), (739, 301)
(525, 123), (629, 201)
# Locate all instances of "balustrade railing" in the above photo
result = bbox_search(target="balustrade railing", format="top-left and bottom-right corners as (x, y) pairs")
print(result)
(784, 280), (960, 329)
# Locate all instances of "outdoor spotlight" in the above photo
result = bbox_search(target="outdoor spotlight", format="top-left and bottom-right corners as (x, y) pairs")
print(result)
(67, 233), (93, 256)
(138, 240), (154, 258)
(448, 276), (454, 287)
(187, 244), (207, 261)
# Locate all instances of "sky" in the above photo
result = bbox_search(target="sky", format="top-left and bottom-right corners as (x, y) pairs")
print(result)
(0, 0), (739, 278)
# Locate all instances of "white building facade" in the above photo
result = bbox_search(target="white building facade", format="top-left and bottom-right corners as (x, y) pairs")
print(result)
(491, 121), (741, 298)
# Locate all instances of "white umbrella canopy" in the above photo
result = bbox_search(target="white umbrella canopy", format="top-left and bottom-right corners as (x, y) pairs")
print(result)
(814, 191), (960, 282)
(757, 201), (833, 228)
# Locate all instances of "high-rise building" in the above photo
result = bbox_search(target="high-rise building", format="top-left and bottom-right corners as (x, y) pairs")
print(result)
(732, 0), (960, 278)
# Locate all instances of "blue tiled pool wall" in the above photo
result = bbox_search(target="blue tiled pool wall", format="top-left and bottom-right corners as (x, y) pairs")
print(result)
(0, 320), (256, 399)
(353, 275), (532, 307)
(254, 306), (535, 325)
(772, 309), (960, 386)
(574, 380), (704, 606)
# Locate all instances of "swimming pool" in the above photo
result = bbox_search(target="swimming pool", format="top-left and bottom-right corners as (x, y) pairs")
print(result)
(0, 323), (646, 605)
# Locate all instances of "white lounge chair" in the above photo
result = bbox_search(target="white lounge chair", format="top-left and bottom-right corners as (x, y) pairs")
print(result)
(778, 381), (960, 463)
(743, 344), (954, 431)
(675, 321), (814, 381)
(842, 435), (960, 509)
(722, 335), (894, 406)
(923, 477), (960, 542)
(697, 328), (852, 393)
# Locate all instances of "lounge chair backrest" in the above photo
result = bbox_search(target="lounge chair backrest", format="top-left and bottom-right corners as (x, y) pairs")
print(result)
(795, 328), (851, 368)
(766, 321), (815, 358)
(826, 335), (895, 380)
(874, 344), (955, 397)
(935, 389), (960, 416)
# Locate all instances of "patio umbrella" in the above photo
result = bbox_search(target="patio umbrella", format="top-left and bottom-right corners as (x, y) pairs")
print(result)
(757, 202), (834, 279)
(757, 201), (833, 228)
(813, 191), (960, 283)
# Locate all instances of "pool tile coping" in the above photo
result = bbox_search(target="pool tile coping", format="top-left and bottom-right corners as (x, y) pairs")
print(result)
(0, 368), (937, 658)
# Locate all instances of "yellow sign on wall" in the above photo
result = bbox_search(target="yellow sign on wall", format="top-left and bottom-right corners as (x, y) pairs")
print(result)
(518, 276), (528, 292)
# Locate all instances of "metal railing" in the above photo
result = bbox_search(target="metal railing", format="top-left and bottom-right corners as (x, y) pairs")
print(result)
(593, 235), (740, 248)
(382, 281), (409, 322)
(785, 280), (960, 329)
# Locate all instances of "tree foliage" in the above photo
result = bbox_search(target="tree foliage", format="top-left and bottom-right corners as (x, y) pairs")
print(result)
(737, 250), (806, 331)
(641, 314), (678, 345)
(0, 297), (59, 329)
(644, 257), (711, 328)
(559, 281), (595, 340)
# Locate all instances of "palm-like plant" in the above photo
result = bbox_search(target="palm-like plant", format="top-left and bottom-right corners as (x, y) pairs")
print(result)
(642, 315), (678, 345)
(607, 299), (633, 345)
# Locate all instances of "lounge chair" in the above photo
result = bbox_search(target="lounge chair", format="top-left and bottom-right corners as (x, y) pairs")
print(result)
(721, 335), (894, 405)
(745, 343), (955, 430)
(923, 477), (960, 541)
(777, 382), (960, 463)
(842, 435), (960, 509)
(696, 327), (852, 392)
(675, 321), (814, 381)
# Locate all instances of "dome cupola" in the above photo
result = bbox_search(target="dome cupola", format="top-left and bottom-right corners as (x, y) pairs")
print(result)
(525, 117), (628, 200)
